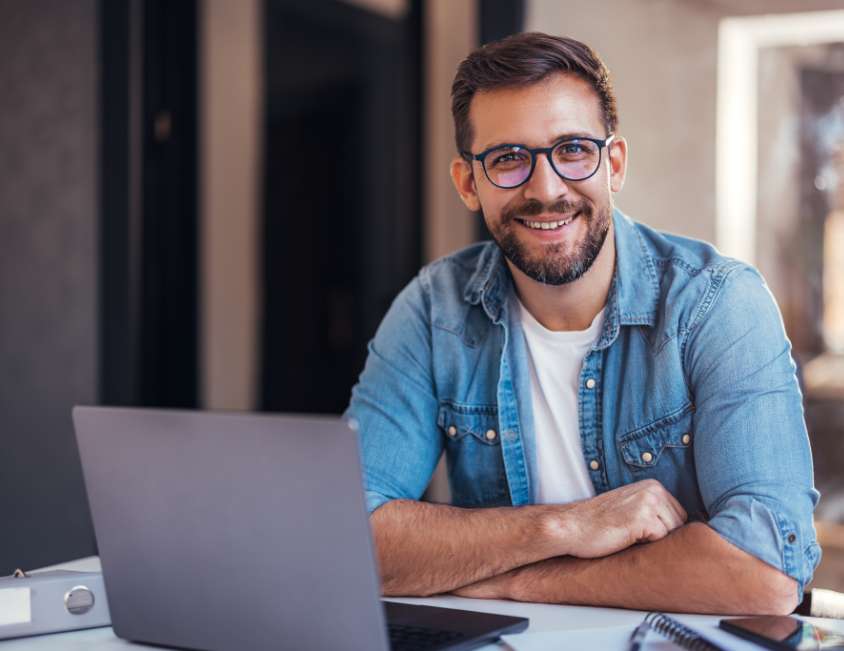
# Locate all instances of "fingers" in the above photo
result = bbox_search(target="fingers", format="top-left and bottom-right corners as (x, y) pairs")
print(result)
(664, 489), (688, 524)
(563, 479), (691, 557)
(638, 504), (679, 543)
(658, 504), (684, 535)
(638, 479), (688, 525)
(634, 480), (687, 542)
(655, 488), (687, 529)
(642, 515), (670, 542)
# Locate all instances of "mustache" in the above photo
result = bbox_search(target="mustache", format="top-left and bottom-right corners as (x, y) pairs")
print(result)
(501, 198), (587, 222)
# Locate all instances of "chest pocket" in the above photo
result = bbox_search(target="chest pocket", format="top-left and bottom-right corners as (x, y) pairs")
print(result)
(617, 402), (702, 510)
(438, 401), (510, 507)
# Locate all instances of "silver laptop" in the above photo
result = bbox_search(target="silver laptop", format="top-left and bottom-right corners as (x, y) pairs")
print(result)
(73, 407), (528, 651)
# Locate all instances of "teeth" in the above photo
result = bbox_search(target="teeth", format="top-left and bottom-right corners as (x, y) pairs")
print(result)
(522, 216), (574, 230)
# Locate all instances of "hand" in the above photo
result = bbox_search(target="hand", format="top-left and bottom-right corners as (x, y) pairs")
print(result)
(550, 479), (687, 558)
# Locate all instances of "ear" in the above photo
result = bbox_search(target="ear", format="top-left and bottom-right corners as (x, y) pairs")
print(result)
(607, 136), (628, 193)
(450, 157), (481, 212)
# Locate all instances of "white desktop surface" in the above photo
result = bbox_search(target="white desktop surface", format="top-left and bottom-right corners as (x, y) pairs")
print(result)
(3, 557), (843, 650)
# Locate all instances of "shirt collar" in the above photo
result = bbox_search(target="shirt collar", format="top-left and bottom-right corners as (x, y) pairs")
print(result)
(463, 208), (660, 337)
(463, 242), (509, 324)
(610, 208), (659, 327)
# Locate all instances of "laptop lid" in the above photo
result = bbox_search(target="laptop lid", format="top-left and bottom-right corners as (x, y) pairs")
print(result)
(73, 407), (389, 651)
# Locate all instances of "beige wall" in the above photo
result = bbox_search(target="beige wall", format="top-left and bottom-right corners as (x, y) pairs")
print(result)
(199, 0), (263, 410)
(527, 0), (844, 243)
(424, 0), (478, 262)
(528, 0), (721, 241)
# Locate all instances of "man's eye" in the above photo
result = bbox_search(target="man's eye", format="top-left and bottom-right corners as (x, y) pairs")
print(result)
(559, 142), (586, 155)
(554, 140), (598, 163)
(490, 151), (529, 167)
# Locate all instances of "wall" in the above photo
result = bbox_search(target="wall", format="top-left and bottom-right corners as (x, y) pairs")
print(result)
(424, 0), (478, 262)
(200, 0), (262, 411)
(0, 0), (98, 569)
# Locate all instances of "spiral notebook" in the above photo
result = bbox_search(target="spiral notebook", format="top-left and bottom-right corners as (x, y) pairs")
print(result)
(631, 613), (725, 650)
(502, 612), (762, 651)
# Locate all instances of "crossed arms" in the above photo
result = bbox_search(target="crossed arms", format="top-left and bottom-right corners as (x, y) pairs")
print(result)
(352, 268), (817, 614)
(371, 481), (798, 614)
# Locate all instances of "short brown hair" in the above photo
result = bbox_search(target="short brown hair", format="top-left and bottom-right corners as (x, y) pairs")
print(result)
(451, 32), (618, 154)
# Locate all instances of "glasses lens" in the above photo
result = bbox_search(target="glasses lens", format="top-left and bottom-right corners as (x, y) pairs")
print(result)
(483, 146), (532, 188)
(552, 139), (601, 180)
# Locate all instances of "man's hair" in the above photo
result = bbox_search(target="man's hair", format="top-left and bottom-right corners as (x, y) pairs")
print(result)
(451, 32), (618, 154)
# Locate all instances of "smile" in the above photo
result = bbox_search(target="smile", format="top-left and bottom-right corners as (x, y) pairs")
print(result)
(516, 213), (578, 230)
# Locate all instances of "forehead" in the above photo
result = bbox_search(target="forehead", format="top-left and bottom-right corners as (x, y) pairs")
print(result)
(469, 73), (605, 151)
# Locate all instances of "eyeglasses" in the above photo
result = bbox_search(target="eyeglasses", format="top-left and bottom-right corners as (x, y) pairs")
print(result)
(461, 134), (615, 189)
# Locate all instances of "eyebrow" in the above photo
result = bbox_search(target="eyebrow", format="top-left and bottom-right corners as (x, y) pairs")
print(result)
(478, 132), (600, 152)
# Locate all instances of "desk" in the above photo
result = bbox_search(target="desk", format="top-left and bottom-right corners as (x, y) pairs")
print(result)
(4, 557), (844, 650)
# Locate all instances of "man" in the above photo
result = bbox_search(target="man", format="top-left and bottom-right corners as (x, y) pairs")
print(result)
(345, 32), (820, 614)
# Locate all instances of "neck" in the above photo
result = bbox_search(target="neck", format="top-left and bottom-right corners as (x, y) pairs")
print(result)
(508, 221), (616, 331)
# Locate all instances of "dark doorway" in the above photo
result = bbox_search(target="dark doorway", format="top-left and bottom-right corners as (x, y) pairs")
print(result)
(261, 0), (422, 414)
(100, 0), (198, 409)
(480, 0), (524, 45)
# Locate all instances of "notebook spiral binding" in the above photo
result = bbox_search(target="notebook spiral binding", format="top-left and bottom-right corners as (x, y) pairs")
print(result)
(644, 612), (722, 651)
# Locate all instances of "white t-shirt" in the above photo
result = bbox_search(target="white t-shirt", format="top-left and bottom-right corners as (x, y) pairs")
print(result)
(518, 301), (604, 505)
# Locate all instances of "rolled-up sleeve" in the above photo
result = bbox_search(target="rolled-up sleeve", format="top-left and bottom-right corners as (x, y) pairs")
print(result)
(684, 265), (821, 599)
(344, 271), (443, 514)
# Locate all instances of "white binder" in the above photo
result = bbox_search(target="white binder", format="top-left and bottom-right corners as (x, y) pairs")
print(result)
(0, 569), (111, 640)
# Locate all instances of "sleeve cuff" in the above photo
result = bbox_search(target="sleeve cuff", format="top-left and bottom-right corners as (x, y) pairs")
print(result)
(707, 494), (820, 600)
(365, 489), (392, 515)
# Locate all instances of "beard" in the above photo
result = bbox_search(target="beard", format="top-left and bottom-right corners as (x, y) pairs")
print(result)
(486, 196), (611, 286)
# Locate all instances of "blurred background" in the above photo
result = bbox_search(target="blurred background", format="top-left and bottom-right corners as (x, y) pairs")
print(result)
(1, 0), (843, 593)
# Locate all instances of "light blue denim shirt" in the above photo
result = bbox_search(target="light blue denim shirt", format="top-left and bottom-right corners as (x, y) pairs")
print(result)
(345, 209), (821, 597)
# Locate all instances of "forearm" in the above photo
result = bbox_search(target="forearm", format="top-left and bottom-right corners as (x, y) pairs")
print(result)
(458, 522), (798, 615)
(373, 479), (690, 597)
(370, 499), (569, 597)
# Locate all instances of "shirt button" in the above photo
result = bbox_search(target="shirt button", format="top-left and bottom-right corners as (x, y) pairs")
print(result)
(589, 459), (600, 471)
(485, 429), (497, 441)
(641, 451), (654, 463)
(787, 533), (797, 544)
(585, 378), (597, 389)
(447, 426), (457, 437)
(682, 433), (691, 445)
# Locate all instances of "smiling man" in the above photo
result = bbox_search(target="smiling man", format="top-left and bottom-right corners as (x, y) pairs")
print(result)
(345, 32), (820, 614)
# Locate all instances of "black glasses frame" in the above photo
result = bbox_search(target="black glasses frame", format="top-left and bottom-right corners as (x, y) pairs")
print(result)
(461, 134), (615, 189)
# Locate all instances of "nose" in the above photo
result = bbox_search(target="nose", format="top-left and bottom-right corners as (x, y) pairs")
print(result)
(522, 151), (571, 203)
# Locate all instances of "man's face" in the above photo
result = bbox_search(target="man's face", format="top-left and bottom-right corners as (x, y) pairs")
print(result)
(452, 74), (626, 286)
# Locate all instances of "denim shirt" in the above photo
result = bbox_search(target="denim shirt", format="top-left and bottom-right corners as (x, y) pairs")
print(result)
(345, 209), (821, 597)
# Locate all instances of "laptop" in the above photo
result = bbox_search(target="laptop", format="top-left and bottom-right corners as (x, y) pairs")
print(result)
(73, 407), (528, 651)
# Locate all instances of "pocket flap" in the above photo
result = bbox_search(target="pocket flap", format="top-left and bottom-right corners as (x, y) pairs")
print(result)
(619, 402), (694, 468)
(437, 401), (500, 445)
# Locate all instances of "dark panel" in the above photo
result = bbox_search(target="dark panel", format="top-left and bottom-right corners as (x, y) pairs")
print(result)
(263, 85), (365, 413)
(100, 0), (142, 406)
(261, 0), (423, 414)
(480, 0), (524, 45)
(0, 0), (98, 570)
(100, 0), (198, 410)
(140, 0), (198, 408)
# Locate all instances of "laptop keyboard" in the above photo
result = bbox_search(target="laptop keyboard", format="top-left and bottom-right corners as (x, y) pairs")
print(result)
(388, 622), (467, 650)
